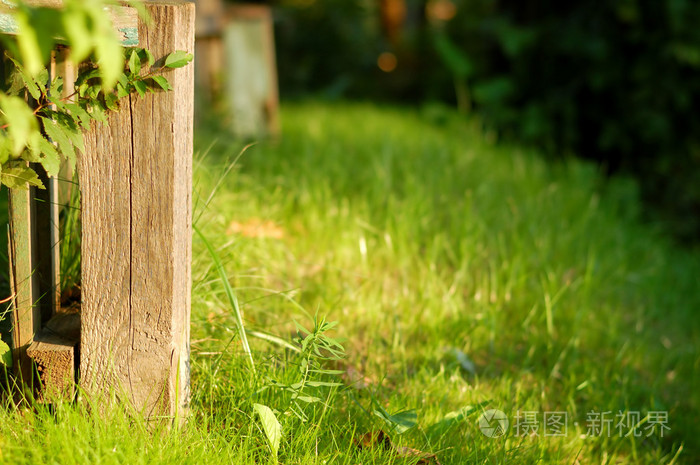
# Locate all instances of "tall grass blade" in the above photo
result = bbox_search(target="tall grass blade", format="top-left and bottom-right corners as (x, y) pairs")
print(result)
(194, 224), (255, 374)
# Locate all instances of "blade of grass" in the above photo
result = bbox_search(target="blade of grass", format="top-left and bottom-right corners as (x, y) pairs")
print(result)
(194, 224), (255, 374)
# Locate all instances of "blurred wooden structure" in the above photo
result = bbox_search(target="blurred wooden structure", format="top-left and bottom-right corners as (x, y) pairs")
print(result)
(3, 1), (193, 419)
(195, 0), (279, 138)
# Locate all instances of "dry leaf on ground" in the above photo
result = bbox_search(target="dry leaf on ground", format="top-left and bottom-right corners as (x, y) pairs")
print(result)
(226, 218), (285, 239)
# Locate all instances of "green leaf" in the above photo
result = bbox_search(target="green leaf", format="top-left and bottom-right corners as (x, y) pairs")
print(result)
(0, 339), (12, 367)
(116, 73), (132, 97)
(104, 92), (120, 111)
(137, 47), (155, 67)
(66, 103), (92, 128)
(24, 129), (45, 162)
(62, 6), (92, 62)
(88, 101), (107, 123)
(33, 138), (61, 177)
(164, 50), (193, 69)
(116, 82), (131, 99)
(304, 380), (343, 387)
(0, 95), (39, 155)
(94, 32), (124, 90)
(6, 55), (42, 100)
(373, 407), (418, 435)
(1, 164), (44, 189)
(433, 32), (473, 79)
(253, 403), (281, 458)
(14, 9), (46, 77)
(63, 123), (84, 156)
(0, 136), (11, 165)
(35, 68), (49, 95)
(128, 49), (141, 75)
(75, 68), (102, 89)
(49, 76), (65, 100)
(292, 395), (322, 403)
(7, 68), (29, 96)
(148, 75), (173, 92)
(427, 403), (487, 433)
(41, 117), (76, 166)
(133, 79), (147, 97)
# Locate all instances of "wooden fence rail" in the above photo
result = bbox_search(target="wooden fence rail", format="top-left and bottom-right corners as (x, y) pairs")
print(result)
(3, 0), (194, 419)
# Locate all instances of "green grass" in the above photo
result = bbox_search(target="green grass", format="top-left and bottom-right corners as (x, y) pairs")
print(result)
(2, 101), (699, 464)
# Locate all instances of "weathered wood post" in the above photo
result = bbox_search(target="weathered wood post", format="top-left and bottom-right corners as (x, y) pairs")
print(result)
(3, 1), (193, 417)
(223, 4), (280, 138)
(2, 0), (140, 399)
(79, 1), (194, 418)
(194, 0), (279, 138)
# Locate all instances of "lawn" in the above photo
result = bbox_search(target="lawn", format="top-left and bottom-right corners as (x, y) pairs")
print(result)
(1, 101), (699, 464)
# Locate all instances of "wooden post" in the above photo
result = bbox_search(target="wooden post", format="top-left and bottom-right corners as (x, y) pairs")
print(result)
(26, 309), (80, 402)
(194, 0), (280, 137)
(223, 4), (280, 138)
(2, 0), (139, 399)
(194, 0), (225, 111)
(79, 0), (193, 419)
(8, 185), (42, 384)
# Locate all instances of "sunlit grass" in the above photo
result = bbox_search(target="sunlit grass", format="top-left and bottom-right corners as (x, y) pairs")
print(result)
(1, 101), (698, 464)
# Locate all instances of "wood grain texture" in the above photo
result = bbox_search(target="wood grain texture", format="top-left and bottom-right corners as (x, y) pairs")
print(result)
(26, 309), (80, 402)
(34, 165), (60, 321)
(55, 50), (78, 208)
(8, 184), (42, 382)
(79, 0), (193, 419)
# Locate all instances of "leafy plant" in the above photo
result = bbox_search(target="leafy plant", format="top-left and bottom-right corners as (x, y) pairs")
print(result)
(253, 403), (282, 460)
(372, 405), (417, 435)
(0, 0), (193, 191)
(0, 338), (11, 367)
(0, 46), (192, 190)
(261, 316), (345, 422)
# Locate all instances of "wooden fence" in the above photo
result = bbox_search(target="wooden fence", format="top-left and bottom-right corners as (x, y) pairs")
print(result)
(3, 1), (194, 419)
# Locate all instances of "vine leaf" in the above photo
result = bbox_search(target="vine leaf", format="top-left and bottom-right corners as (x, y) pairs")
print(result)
(0, 94), (39, 155)
(0, 339), (12, 367)
(149, 75), (173, 92)
(61, 4), (92, 62)
(128, 49), (141, 75)
(137, 47), (154, 67)
(133, 79), (147, 97)
(164, 50), (193, 69)
(13, 9), (45, 76)
(0, 37), (186, 190)
(6, 55), (42, 99)
(94, 34), (123, 90)
(65, 103), (92, 129)
(1, 164), (44, 189)
(25, 132), (60, 177)
(40, 117), (77, 170)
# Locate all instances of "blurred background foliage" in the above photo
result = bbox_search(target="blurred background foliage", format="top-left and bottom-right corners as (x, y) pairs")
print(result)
(244, 0), (700, 242)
